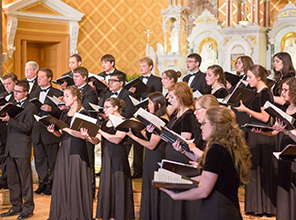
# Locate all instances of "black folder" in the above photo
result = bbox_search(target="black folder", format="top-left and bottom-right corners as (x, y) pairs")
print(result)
(0, 103), (23, 118)
(34, 115), (68, 131)
(88, 74), (108, 90)
(220, 86), (257, 107)
(30, 98), (43, 110)
(52, 75), (74, 86)
(242, 123), (273, 132)
(124, 77), (148, 95)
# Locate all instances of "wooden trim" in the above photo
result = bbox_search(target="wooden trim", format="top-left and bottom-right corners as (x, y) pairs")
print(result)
(15, 30), (69, 79)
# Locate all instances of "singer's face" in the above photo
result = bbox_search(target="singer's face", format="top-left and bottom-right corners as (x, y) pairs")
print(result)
(102, 60), (114, 73)
(168, 90), (179, 109)
(103, 101), (115, 117)
(161, 73), (174, 89)
(273, 56), (283, 72)
(25, 64), (37, 80)
(63, 90), (76, 107)
(281, 83), (290, 102)
(200, 115), (213, 141)
(38, 71), (51, 88)
(246, 70), (259, 88)
(205, 69), (218, 86)
(3, 78), (16, 93)
(194, 101), (207, 123)
(235, 58), (244, 73)
(148, 99), (155, 114)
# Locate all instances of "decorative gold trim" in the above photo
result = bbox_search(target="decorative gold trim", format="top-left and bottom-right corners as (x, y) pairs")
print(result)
(224, 37), (231, 46)
(199, 37), (218, 54)
(247, 36), (257, 45)
(281, 32), (296, 51)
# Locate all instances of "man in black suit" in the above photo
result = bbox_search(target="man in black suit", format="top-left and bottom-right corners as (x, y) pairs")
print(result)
(0, 81), (37, 219)
(89, 54), (127, 97)
(98, 71), (135, 119)
(129, 57), (162, 178)
(73, 66), (98, 197)
(0, 73), (17, 189)
(59, 54), (82, 90)
(30, 68), (63, 195)
(22, 61), (39, 97)
(183, 53), (211, 94)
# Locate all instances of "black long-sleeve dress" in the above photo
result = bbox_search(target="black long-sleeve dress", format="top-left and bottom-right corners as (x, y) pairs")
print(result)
(49, 109), (93, 220)
(276, 111), (296, 220)
(96, 120), (135, 220)
(160, 109), (199, 220)
(244, 88), (277, 215)
(140, 118), (168, 220)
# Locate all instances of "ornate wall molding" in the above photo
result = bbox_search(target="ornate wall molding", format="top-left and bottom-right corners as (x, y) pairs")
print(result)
(6, 16), (18, 59)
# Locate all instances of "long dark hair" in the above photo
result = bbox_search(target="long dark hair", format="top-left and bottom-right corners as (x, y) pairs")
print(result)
(147, 92), (167, 117)
(273, 52), (295, 82)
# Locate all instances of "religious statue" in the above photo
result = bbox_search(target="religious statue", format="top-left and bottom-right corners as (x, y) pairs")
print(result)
(169, 22), (179, 53)
(200, 43), (218, 72)
(283, 38), (296, 68)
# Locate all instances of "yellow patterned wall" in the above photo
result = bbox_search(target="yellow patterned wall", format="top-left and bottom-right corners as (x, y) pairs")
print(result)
(2, 0), (168, 77)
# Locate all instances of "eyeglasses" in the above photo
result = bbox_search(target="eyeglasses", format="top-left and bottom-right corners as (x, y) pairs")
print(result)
(108, 79), (120, 83)
(104, 106), (113, 109)
(195, 106), (204, 111)
(13, 89), (25, 93)
(186, 60), (196, 63)
(201, 120), (211, 126)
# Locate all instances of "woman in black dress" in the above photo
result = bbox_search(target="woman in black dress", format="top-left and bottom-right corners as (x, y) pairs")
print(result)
(47, 86), (93, 220)
(273, 52), (295, 106)
(161, 69), (181, 115)
(82, 97), (134, 220)
(126, 92), (169, 220)
(160, 82), (198, 220)
(161, 107), (252, 220)
(258, 77), (296, 220)
(205, 65), (229, 99)
(234, 65), (277, 216)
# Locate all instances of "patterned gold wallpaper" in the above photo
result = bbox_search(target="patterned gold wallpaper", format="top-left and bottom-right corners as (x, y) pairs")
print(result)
(2, 0), (296, 78)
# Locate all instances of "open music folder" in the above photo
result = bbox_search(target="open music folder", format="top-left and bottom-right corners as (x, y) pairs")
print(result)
(152, 159), (199, 190)
(273, 144), (296, 161)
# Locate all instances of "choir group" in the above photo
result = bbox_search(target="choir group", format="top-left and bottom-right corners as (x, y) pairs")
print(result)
(0, 51), (295, 220)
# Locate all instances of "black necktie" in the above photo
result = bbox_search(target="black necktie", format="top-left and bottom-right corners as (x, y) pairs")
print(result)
(16, 100), (24, 106)
(27, 79), (34, 83)
(112, 92), (118, 96)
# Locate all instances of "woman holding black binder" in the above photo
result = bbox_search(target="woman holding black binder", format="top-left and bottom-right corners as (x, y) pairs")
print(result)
(82, 97), (134, 220)
(160, 82), (198, 220)
(257, 77), (296, 220)
(161, 107), (251, 220)
(47, 86), (92, 220)
(126, 92), (169, 220)
(234, 65), (277, 217)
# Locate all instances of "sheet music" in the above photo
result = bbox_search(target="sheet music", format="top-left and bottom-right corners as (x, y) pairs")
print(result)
(153, 168), (192, 184)
(134, 107), (165, 127)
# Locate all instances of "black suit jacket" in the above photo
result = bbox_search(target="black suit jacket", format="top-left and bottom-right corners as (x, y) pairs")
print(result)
(30, 86), (63, 145)
(80, 84), (99, 118)
(0, 81), (6, 94)
(22, 77), (39, 98)
(0, 92), (15, 145)
(99, 88), (135, 119)
(183, 70), (211, 94)
(5, 99), (37, 158)
(136, 75), (162, 100)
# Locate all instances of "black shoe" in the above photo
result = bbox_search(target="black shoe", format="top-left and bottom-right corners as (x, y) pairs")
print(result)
(42, 183), (52, 195)
(0, 179), (8, 189)
(17, 212), (33, 219)
(34, 183), (46, 194)
(131, 172), (142, 179)
(0, 209), (22, 217)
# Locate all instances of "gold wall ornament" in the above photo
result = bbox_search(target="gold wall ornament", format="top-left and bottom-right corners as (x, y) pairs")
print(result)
(199, 37), (218, 54)
(247, 35), (257, 45)
(281, 32), (296, 51)
(224, 37), (231, 46)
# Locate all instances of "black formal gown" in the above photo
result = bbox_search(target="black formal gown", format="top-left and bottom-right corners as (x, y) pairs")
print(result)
(96, 120), (135, 220)
(160, 109), (199, 220)
(244, 88), (277, 215)
(198, 144), (243, 220)
(140, 118), (168, 220)
(212, 87), (229, 99)
(276, 111), (296, 220)
(49, 109), (92, 220)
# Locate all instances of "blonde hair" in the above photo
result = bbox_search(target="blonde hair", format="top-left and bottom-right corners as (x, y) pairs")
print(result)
(195, 94), (219, 109)
(198, 107), (251, 184)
